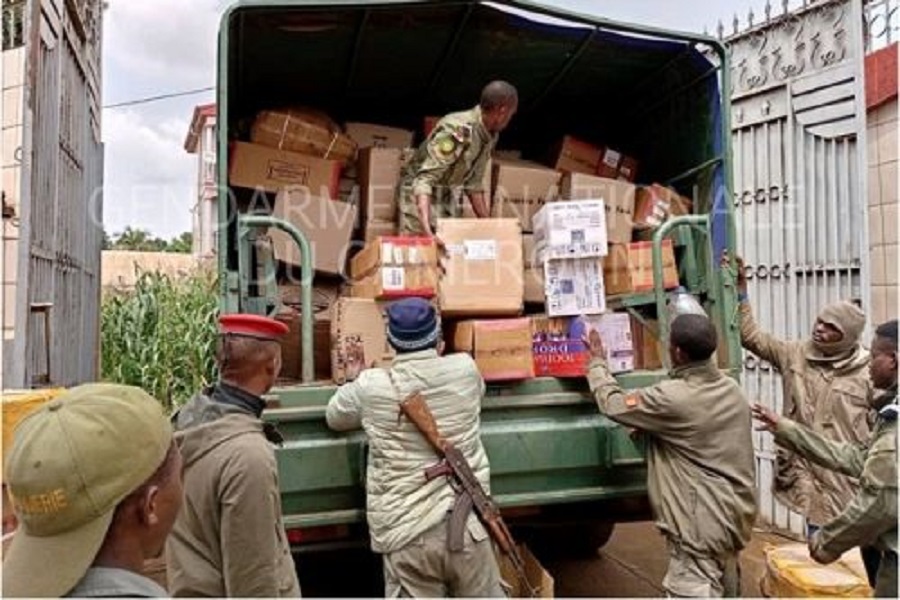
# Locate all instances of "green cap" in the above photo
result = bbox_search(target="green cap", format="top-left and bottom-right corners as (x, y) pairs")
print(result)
(2, 383), (173, 598)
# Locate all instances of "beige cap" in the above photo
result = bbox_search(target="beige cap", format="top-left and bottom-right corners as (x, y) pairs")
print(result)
(2, 383), (172, 598)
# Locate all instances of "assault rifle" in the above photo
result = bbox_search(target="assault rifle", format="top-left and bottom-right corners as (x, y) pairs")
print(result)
(399, 392), (536, 597)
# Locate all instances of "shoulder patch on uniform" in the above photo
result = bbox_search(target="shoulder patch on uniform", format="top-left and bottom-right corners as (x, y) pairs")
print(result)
(429, 131), (462, 162)
(624, 393), (641, 409)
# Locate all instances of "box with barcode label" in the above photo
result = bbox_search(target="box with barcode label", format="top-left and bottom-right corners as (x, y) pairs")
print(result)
(543, 256), (606, 317)
(349, 236), (440, 300)
(437, 218), (523, 317)
(533, 200), (608, 261)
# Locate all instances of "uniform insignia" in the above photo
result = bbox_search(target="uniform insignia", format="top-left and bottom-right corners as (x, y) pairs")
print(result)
(432, 133), (460, 161)
(624, 393), (640, 409)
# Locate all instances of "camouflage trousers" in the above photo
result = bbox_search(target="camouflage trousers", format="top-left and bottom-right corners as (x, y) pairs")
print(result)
(382, 518), (505, 598)
(662, 540), (741, 598)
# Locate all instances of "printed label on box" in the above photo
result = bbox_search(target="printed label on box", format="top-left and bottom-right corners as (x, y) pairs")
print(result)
(382, 267), (405, 290)
(464, 240), (498, 260)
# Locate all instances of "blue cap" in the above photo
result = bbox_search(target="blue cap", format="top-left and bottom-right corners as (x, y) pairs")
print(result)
(385, 298), (440, 352)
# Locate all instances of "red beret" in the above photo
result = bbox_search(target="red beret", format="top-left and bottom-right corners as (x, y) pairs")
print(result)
(219, 313), (288, 340)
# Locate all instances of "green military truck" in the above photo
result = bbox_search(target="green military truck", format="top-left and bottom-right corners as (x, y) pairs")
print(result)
(215, 0), (741, 559)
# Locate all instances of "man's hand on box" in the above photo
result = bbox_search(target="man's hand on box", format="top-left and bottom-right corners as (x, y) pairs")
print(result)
(583, 329), (607, 360)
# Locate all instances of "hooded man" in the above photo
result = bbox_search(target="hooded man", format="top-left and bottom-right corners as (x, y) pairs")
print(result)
(166, 314), (302, 597)
(727, 254), (872, 531)
(753, 319), (897, 597)
(2, 384), (182, 598)
(586, 313), (757, 597)
(397, 80), (518, 237)
(325, 298), (504, 597)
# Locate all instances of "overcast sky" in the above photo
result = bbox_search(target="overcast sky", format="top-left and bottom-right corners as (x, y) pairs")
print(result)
(101, 0), (776, 239)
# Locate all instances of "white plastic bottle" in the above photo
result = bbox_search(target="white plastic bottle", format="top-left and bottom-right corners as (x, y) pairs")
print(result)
(668, 286), (706, 319)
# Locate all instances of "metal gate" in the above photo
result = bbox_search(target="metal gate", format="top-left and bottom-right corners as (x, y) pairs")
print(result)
(722, 0), (869, 535)
(8, 0), (103, 388)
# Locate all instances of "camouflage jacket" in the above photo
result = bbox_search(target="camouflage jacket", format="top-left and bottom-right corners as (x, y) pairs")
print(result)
(774, 388), (897, 570)
(397, 106), (496, 233)
(739, 302), (873, 524)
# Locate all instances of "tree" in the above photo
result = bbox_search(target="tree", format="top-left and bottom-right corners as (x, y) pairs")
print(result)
(108, 227), (192, 253)
(167, 232), (193, 254)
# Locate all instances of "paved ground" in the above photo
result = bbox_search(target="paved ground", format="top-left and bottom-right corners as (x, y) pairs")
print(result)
(288, 520), (796, 597)
(543, 520), (793, 597)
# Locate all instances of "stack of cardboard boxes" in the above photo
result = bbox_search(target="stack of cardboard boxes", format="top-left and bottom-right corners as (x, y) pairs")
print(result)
(230, 106), (695, 384)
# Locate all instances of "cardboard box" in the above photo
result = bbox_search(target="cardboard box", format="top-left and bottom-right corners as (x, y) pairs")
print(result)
(533, 199), (608, 260)
(524, 267), (545, 304)
(617, 155), (639, 182)
(452, 318), (534, 381)
(358, 147), (402, 223)
(350, 236), (438, 279)
(544, 257), (606, 317)
(437, 219), (524, 317)
(361, 219), (397, 243)
(632, 317), (663, 370)
(351, 267), (439, 300)
(269, 190), (358, 276)
(275, 310), (332, 381)
(553, 135), (601, 175)
(559, 173), (635, 244)
(634, 184), (693, 229)
(532, 313), (634, 377)
(596, 147), (622, 178)
(491, 159), (561, 232)
(522, 234), (537, 268)
(229, 141), (341, 198)
(250, 109), (357, 166)
(350, 234), (440, 299)
(330, 298), (395, 384)
(499, 544), (555, 598)
(603, 240), (679, 296)
(345, 122), (414, 149)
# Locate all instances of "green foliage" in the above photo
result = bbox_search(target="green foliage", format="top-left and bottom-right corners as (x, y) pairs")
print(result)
(108, 227), (193, 253)
(101, 269), (219, 412)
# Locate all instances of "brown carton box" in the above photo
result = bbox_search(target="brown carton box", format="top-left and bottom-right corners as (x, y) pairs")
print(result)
(499, 544), (555, 598)
(603, 240), (679, 296)
(524, 267), (545, 304)
(350, 236), (438, 279)
(269, 190), (358, 276)
(330, 298), (395, 384)
(617, 155), (639, 182)
(437, 218), (524, 316)
(491, 159), (561, 232)
(358, 147), (402, 223)
(558, 173), (635, 244)
(634, 184), (693, 229)
(351, 266), (439, 300)
(596, 147), (622, 178)
(452, 318), (534, 381)
(361, 219), (397, 243)
(345, 122), (414, 149)
(250, 109), (356, 166)
(632, 317), (663, 370)
(553, 135), (602, 174)
(276, 311), (332, 381)
(229, 141), (341, 198)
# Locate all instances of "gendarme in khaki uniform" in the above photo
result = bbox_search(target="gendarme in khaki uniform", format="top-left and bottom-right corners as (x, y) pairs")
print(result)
(397, 106), (496, 234)
(739, 301), (872, 525)
(588, 358), (757, 597)
(772, 387), (897, 598)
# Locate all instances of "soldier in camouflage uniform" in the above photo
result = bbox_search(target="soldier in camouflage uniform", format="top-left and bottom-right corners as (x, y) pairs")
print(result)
(397, 81), (518, 236)
(753, 320), (898, 598)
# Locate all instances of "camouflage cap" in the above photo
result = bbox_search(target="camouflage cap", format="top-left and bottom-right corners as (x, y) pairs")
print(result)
(1, 383), (172, 598)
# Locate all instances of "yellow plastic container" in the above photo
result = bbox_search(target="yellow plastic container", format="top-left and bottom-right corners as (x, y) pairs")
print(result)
(761, 543), (872, 597)
(2, 388), (66, 480)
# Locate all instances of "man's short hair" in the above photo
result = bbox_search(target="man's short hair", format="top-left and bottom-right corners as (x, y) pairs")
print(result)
(875, 320), (898, 350)
(480, 80), (518, 111)
(671, 314), (718, 361)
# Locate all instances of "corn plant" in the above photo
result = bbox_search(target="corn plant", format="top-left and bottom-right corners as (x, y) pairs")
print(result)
(101, 269), (219, 412)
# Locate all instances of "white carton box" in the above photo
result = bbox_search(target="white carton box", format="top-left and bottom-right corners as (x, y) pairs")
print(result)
(543, 256), (606, 317)
(589, 312), (634, 373)
(533, 199), (608, 260)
